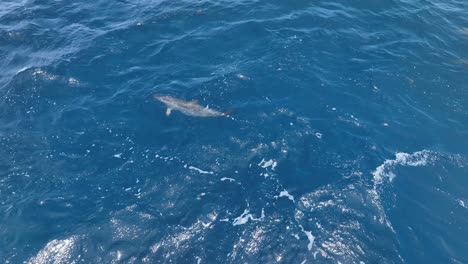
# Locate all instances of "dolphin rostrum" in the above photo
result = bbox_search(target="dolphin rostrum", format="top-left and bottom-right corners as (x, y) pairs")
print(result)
(154, 95), (230, 117)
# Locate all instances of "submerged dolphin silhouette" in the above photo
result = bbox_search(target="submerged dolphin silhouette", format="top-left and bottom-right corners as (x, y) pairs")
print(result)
(154, 95), (230, 117)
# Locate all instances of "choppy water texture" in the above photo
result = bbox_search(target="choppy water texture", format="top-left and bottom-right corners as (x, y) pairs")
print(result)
(1, 0), (468, 263)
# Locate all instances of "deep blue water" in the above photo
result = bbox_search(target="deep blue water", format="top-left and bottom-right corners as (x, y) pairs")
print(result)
(1, 0), (468, 263)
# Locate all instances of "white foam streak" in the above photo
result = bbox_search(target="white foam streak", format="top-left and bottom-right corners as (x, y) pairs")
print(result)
(232, 208), (265, 226)
(188, 166), (214, 175)
(221, 177), (236, 182)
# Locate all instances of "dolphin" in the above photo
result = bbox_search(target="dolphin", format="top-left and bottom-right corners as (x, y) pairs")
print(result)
(154, 95), (230, 117)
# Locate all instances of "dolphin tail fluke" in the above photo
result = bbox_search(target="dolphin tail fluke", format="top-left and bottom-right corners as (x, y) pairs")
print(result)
(166, 108), (172, 116)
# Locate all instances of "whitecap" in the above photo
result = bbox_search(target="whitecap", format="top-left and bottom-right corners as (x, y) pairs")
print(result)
(258, 158), (277, 170)
(68, 77), (79, 86)
(275, 190), (295, 202)
(458, 199), (467, 209)
(372, 150), (436, 185)
(370, 150), (439, 231)
(236, 73), (250, 80)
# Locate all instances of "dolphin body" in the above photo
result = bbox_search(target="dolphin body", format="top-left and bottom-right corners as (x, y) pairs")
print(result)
(154, 95), (229, 117)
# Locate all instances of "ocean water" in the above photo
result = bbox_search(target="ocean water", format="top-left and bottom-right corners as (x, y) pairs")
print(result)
(1, 0), (468, 263)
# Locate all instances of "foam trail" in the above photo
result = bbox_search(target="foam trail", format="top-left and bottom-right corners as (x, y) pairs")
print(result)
(188, 166), (214, 175)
